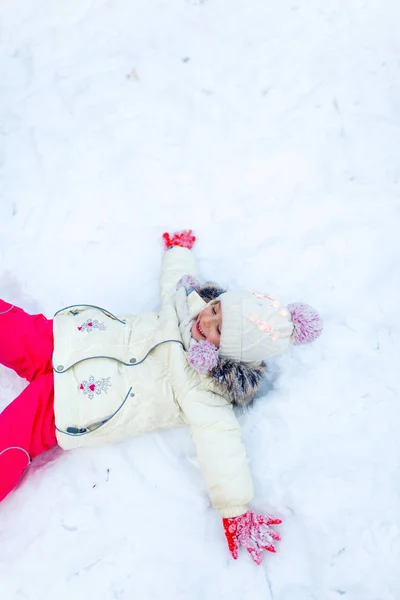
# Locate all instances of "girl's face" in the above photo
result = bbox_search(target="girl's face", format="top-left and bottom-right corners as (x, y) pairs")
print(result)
(191, 301), (222, 348)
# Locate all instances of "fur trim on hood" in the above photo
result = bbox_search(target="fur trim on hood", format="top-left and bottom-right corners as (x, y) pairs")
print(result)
(197, 281), (227, 304)
(198, 282), (266, 406)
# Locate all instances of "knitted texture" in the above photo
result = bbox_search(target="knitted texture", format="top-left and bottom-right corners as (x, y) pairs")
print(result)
(196, 283), (266, 406)
(287, 302), (323, 346)
(176, 274), (201, 294)
(218, 291), (323, 362)
(162, 230), (196, 250)
(218, 291), (294, 362)
(188, 340), (219, 373)
(223, 511), (282, 565)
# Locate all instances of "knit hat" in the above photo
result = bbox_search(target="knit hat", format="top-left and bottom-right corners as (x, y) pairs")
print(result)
(217, 290), (323, 362)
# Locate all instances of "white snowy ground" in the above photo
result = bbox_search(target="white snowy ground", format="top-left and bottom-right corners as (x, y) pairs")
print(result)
(0, 0), (399, 598)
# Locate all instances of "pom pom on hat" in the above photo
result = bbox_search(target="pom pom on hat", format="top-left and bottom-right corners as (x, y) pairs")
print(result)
(287, 303), (323, 346)
(188, 340), (219, 373)
(176, 274), (201, 294)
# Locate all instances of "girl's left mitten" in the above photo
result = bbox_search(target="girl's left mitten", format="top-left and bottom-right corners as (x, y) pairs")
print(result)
(222, 510), (282, 565)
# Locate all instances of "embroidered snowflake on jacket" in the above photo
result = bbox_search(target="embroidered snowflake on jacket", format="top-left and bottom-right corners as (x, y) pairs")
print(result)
(79, 376), (111, 400)
(77, 319), (106, 332)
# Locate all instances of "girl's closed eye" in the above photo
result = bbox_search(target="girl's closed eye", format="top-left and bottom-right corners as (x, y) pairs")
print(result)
(213, 306), (220, 331)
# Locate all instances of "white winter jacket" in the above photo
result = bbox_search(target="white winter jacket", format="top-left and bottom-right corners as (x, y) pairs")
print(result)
(53, 247), (253, 517)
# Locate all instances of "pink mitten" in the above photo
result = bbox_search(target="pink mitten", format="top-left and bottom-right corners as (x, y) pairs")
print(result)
(223, 511), (282, 565)
(162, 230), (196, 250)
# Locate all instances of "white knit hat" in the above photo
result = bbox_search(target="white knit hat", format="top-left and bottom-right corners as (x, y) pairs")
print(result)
(218, 290), (323, 362)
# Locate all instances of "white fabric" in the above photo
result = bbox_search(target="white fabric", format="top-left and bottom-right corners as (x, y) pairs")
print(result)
(53, 247), (253, 517)
(219, 290), (294, 362)
(175, 285), (196, 351)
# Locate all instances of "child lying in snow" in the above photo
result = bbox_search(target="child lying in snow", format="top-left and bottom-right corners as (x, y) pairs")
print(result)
(0, 230), (322, 565)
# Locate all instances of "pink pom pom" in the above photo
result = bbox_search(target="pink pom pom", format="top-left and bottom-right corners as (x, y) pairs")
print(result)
(188, 340), (219, 373)
(287, 303), (323, 346)
(176, 275), (201, 293)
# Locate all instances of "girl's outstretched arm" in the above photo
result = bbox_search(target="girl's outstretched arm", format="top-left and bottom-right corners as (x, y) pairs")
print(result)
(180, 386), (254, 518)
(160, 229), (199, 305)
(180, 386), (282, 565)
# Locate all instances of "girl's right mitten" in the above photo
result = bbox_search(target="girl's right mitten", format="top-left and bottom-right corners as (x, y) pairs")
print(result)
(162, 230), (196, 250)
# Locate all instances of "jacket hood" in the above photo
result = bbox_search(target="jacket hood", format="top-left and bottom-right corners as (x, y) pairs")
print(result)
(198, 282), (266, 406)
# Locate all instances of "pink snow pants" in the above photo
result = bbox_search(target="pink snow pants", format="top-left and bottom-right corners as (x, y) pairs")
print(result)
(0, 299), (57, 502)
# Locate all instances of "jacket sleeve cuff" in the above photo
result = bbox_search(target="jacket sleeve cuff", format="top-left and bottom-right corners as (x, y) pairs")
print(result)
(219, 505), (249, 519)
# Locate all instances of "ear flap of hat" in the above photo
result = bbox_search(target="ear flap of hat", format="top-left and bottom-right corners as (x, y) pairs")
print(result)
(209, 358), (266, 406)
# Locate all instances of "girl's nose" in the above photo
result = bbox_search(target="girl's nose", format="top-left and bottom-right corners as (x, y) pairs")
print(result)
(203, 314), (215, 328)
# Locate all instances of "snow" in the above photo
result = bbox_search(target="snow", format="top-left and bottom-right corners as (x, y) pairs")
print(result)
(1, 0), (399, 598)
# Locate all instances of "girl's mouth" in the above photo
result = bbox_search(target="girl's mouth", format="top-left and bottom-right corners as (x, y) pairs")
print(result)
(196, 320), (206, 339)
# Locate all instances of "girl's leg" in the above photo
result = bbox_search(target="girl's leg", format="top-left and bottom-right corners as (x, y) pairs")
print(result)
(0, 372), (56, 502)
(0, 299), (53, 382)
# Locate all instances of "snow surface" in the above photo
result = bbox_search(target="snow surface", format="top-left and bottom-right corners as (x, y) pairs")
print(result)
(1, 0), (400, 598)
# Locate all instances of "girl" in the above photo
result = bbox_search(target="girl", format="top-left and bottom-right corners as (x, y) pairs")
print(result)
(0, 230), (322, 565)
